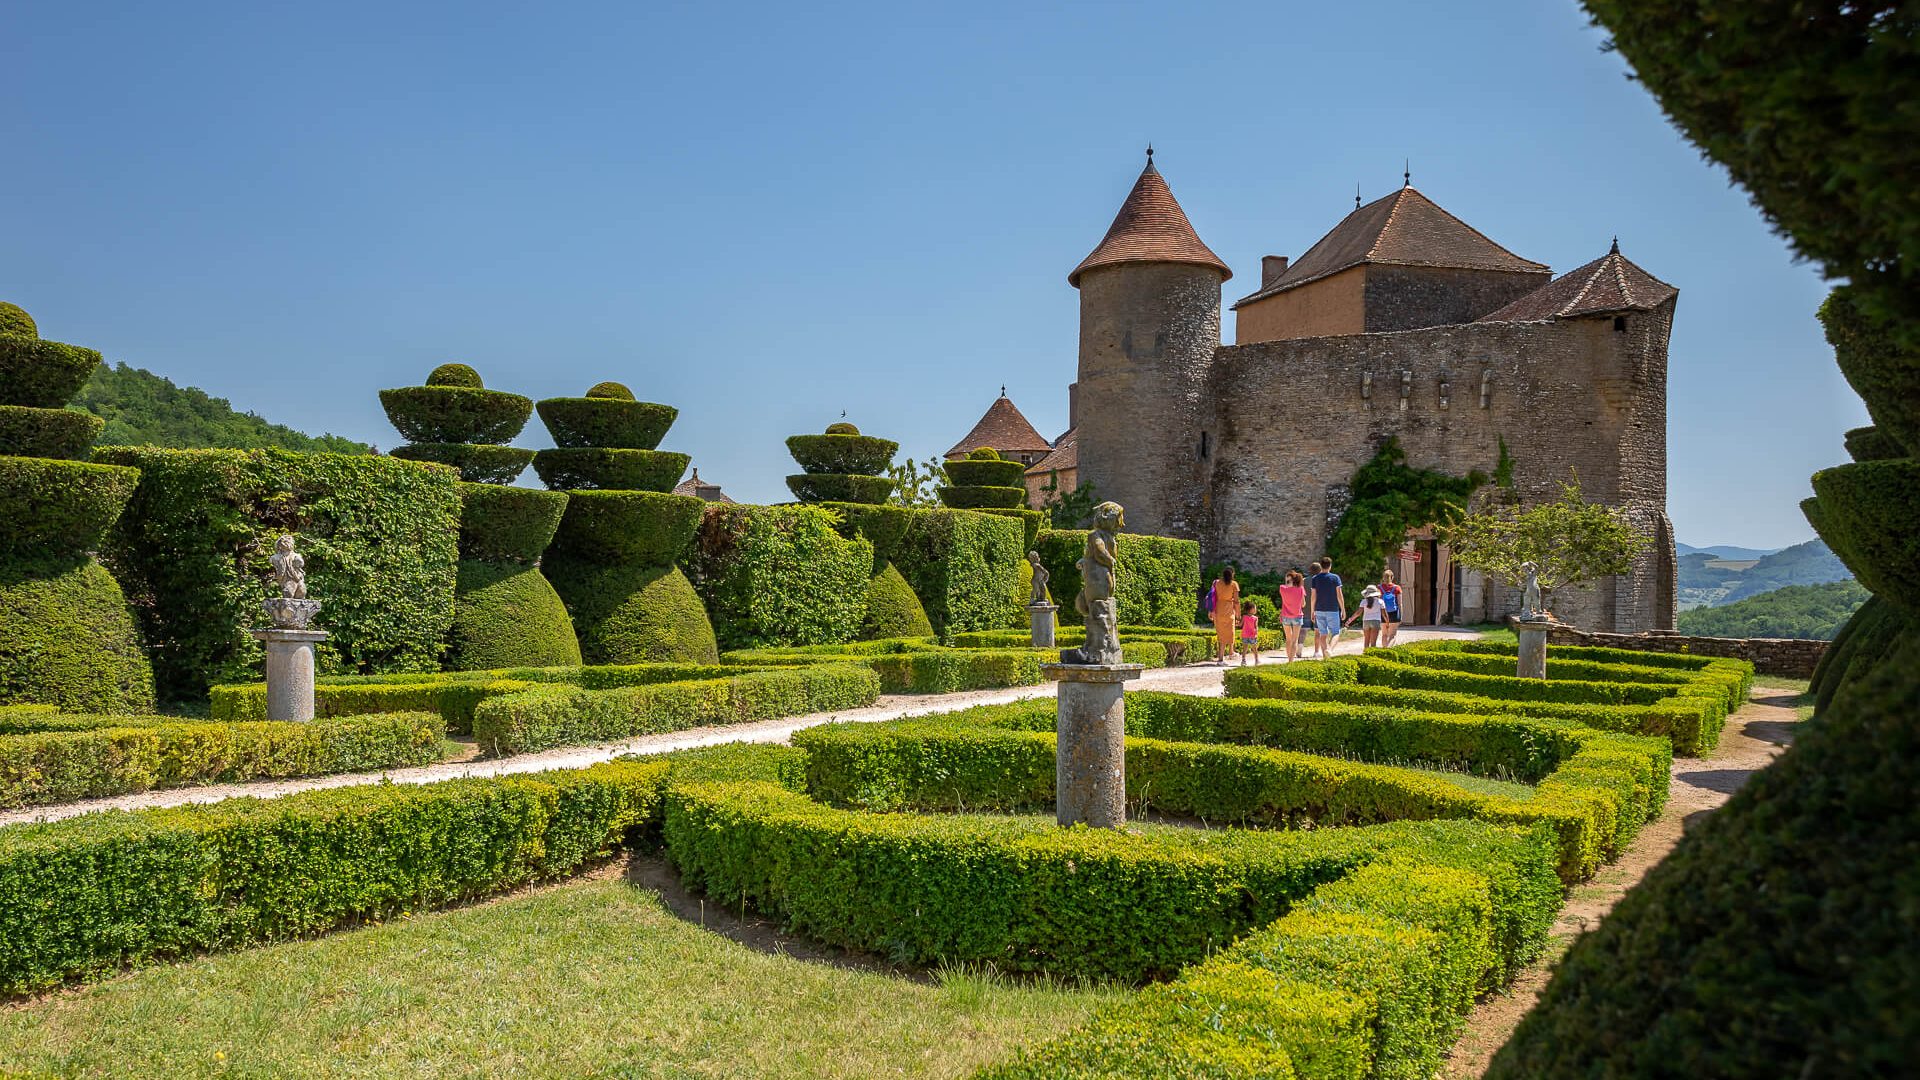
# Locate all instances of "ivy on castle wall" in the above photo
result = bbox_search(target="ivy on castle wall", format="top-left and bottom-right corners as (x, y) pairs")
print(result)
(1325, 437), (1486, 600)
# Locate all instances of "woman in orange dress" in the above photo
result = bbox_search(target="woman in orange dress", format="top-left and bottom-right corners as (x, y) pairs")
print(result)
(1209, 567), (1241, 664)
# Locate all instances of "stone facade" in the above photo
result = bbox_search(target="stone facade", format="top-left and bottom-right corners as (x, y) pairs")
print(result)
(1547, 624), (1827, 679)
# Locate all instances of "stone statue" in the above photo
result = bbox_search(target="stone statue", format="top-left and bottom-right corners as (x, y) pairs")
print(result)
(1062, 501), (1124, 665)
(1027, 551), (1050, 605)
(271, 535), (307, 600)
(1520, 560), (1544, 619)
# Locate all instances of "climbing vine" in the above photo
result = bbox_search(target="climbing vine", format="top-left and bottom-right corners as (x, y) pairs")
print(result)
(1325, 437), (1486, 601)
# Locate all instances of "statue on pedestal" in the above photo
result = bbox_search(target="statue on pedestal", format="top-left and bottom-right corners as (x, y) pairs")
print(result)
(1028, 550), (1051, 606)
(271, 534), (307, 599)
(1520, 560), (1544, 620)
(1062, 501), (1124, 665)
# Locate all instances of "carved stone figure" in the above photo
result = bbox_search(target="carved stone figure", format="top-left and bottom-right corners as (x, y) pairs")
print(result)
(1062, 501), (1125, 665)
(1520, 560), (1544, 619)
(271, 535), (307, 599)
(1028, 550), (1051, 605)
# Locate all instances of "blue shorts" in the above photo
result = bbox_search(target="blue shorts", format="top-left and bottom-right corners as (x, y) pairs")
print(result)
(1314, 611), (1341, 636)
(1281, 616), (1305, 628)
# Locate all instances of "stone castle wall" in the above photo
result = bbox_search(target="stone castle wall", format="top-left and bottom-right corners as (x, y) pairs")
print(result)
(1547, 624), (1826, 679)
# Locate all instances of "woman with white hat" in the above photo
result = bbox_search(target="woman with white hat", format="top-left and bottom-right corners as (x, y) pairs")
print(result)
(1344, 584), (1387, 651)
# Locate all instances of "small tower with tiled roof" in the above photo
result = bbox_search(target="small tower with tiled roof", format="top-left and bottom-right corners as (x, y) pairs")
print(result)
(945, 391), (1054, 466)
(1072, 151), (1228, 541)
(1232, 185), (1551, 343)
(1478, 240), (1677, 323)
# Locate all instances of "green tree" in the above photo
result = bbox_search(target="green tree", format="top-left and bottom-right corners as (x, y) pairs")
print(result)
(74, 362), (371, 454)
(1037, 474), (1099, 529)
(885, 456), (946, 509)
(1443, 475), (1650, 618)
(1678, 579), (1868, 640)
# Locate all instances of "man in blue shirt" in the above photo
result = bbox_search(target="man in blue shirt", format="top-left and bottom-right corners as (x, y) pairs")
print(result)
(1306, 560), (1345, 659)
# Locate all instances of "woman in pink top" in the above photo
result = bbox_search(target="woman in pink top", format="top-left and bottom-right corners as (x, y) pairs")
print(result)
(1276, 570), (1307, 663)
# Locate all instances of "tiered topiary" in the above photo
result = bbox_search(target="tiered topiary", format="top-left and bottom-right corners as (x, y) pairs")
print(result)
(537, 381), (717, 663)
(785, 421), (899, 505)
(939, 446), (1029, 509)
(380, 365), (577, 669)
(0, 303), (155, 712)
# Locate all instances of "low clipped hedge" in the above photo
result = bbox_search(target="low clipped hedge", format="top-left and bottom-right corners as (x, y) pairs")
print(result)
(546, 490), (704, 565)
(1396, 640), (1752, 712)
(389, 443), (534, 484)
(536, 397), (676, 449)
(1226, 659), (1724, 756)
(943, 458), (1028, 488)
(785, 472), (895, 505)
(0, 456), (141, 558)
(533, 447), (689, 493)
(723, 639), (1044, 693)
(786, 433), (898, 475)
(471, 662), (880, 755)
(0, 556), (155, 714)
(1810, 459), (1920, 599)
(447, 561), (582, 671)
(0, 757), (670, 995)
(546, 561), (719, 666)
(0, 336), (102, 408)
(1035, 529), (1202, 629)
(0, 405), (102, 460)
(0, 712), (443, 809)
(938, 484), (1026, 509)
(797, 697), (1665, 882)
(377, 385), (532, 445)
(456, 482), (568, 563)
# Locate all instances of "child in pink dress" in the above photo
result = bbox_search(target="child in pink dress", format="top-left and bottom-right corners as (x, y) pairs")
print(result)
(1238, 601), (1261, 665)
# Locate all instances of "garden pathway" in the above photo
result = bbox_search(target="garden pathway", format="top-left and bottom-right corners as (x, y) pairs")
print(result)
(1439, 681), (1805, 1077)
(0, 627), (1473, 829)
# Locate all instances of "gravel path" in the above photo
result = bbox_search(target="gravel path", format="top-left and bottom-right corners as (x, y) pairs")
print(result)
(0, 628), (1473, 830)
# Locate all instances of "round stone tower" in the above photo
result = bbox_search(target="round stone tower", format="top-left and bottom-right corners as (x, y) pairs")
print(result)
(1069, 153), (1229, 541)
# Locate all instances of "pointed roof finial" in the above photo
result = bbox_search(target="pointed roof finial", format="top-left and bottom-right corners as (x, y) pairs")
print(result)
(1610, 235), (1620, 254)
(1145, 143), (1154, 165)
(1355, 183), (1362, 210)
(1403, 159), (1411, 188)
(1000, 384), (1007, 397)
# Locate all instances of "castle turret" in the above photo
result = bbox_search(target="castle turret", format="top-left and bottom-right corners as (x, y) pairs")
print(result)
(1070, 153), (1229, 540)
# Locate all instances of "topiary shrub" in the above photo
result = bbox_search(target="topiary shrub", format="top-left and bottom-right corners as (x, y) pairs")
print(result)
(968, 447), (1002, 461)
(861, 561), (933, 640)
(546, 490), (705, 566)
(937, 484), (1027, 510)
(1820, 285), (1920, 456)
(0, 303), (35, 339)
(388, 442), (534, 484)
(456, 483), (568, 563)
(446, 561), (583, 670)
(825, 421), (860, 435)
(786, 433), (899, 476)
(0, 456), (141, 560)
(587, 381), (635, 400)
(94, 447), (460, 705)
(532, 447), (689, 493)
(785, 473), (896, 505)
(974, 506), (1045, 550)
(0, 406), (104, 460)
(426, 362), (484, 388)
(0, 337), (103, 409)
(1809, 460), (1920, 600)
(377, 386), (533, 445)
(0, 556), (155, 713)
(826, 505), (1023, 634)
(685, 504), (873, 649)
(536, 397), (677, 449)
(544, 561), (719, 664)
(943, 458), (1027, 488)
(1843, 425), (1904, 463)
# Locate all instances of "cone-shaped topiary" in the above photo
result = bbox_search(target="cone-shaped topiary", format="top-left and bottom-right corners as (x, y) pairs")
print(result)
(0, 405), (104, 460)
(379, 385), (533, 446)
(861, 561), (932, 639)
(427, 362), (484, 388)
(0, 555), (155, 712)
(536, 398), (677, 450)
(544, 560), (718, 664)
(0, 303), (36, 339)
(0, 337), (103, 409)
(785, 422), (898, 506)
(456, 483), (568, 563)
(446, 560), (583, 669)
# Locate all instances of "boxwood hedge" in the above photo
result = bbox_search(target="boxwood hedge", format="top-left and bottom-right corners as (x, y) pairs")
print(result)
(377, 385), (533, 445)
(1036, 528), (1201, 629)
(862, 562), (933, 639)
(536, 397), (676, 449)
(389, 442), (534, 484)
(825, 504), (1023, 634)
(1809, 459), (1920, 599)
(532, 447), (689, 493)
(0, 405), (103, 460)
(684, 504), (872, 649)
(455, 482), (568, 563)
(546, 561), (719, 666)
(447, 561), (583, 671)
(786, 432), (898, 476)
(785, 472), (896, 505)
(546, 490), (704, 566)
(93, 447), (461, 705)
(721, 638), (1044, 693)
(0, 335), (102, 408)
(0, 456), (141, 559)
(0, 556), (156, 714)
(937, 484), (1026, 510)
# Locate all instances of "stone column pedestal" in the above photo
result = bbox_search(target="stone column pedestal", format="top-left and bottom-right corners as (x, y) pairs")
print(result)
(1027, 603), (1059, 649)
(247, 628), (329, 721)
(1041, 662), (1145, 828)
(1515, 618), (1554, 680)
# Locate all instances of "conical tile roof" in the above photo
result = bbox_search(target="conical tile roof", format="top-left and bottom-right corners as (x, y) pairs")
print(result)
(1070, 160), (1231, 287)
(1233, 186), (1546, 308)
(1478, 242), (1676, 322)
(946, 394), (1053, 458)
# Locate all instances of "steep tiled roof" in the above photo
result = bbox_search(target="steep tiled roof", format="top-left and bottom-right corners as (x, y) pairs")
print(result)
(1232, 186), (1547, 308)
(672, 467), (735, 503)
(946, 395), (1054, 458)
(1477, 242), (1677, 322)
(1070, 161), (1231, 287)
(1026, 429), (1077, 476)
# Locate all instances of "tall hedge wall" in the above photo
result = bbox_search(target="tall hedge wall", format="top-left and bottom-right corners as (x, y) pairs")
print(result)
(683, 504), (872, 649)
(1035, 529), (1201, 629)
(824, 503), (1023, 634)
(93, 447), (461, 705)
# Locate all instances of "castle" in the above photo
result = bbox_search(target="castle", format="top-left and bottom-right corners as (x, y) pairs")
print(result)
(1037, 155), (1678, 632)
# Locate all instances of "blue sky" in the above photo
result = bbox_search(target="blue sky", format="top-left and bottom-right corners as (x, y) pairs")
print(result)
(1, 0), (1865, 549)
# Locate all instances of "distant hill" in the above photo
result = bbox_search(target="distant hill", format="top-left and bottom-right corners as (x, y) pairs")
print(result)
(73, 362), (371, 455)
(1676, 542), (1777, 561)
(1677, 579), (1868, 640)
(1678, 538), (1851, 609)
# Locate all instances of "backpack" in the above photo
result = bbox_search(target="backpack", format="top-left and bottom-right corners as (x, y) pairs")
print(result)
(1204, 583), (1216, 616)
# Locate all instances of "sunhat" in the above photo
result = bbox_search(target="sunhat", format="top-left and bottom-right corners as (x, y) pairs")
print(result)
(1362, 585), (1382, 598)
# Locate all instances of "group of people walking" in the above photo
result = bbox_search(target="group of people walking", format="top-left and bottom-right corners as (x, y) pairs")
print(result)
(1205, 562), (1403, 665)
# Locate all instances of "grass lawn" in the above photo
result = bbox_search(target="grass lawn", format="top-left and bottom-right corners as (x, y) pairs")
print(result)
(1751, 674), (1814, 720)
(0, 867), (1120, 1079)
